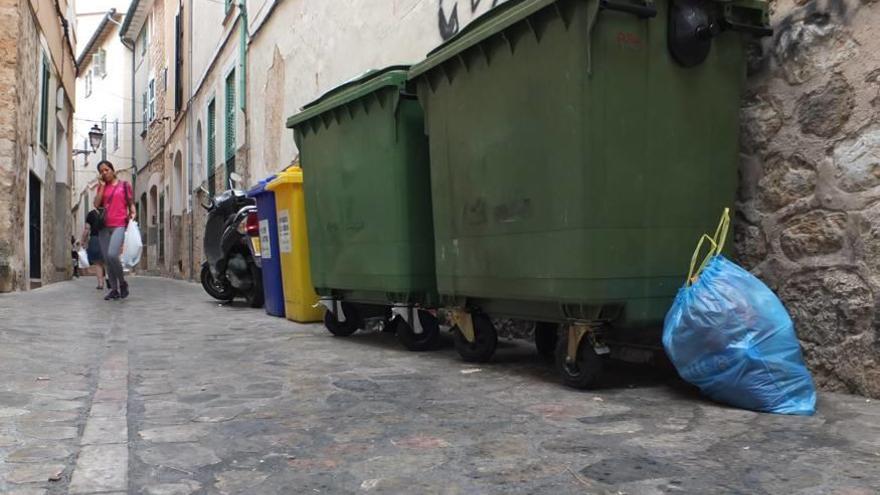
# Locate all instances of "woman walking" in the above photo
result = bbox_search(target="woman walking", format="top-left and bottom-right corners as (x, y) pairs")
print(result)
(82, 208), (106, 290)
(94, 160), (136, 300)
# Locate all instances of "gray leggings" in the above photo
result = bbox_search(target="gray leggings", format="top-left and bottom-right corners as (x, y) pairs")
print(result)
(99, 227), (126, 291)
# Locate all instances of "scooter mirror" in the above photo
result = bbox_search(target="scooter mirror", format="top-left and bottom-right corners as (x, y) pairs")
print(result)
(229, 172), (243, 188)
(197, 187), (213, 210)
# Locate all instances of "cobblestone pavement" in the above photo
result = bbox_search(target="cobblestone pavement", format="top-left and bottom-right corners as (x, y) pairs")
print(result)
(1, 277), (879, 495)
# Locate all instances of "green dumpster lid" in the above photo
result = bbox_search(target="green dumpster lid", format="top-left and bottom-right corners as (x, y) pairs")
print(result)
(286, 65), (411, 129)
(409, 0), (563, 79)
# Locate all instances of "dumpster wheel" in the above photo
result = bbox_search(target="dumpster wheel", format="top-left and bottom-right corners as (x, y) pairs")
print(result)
(323, 302), (362, 337)
(394, 309), (441, 352)
(534, 322), (559, 360)
(555, 324), (604, 389)
(452, 312), (498, 363)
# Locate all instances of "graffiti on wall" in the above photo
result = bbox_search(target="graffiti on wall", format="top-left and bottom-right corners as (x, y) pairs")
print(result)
(438, 0), (508, 41)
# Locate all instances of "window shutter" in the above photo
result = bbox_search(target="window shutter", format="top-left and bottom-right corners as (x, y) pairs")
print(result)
(174, 12), (183, 113)
(207, 99), (216, 195)
(148, 79), (156, 121)
(39, 57), (49, 148)
(114, 119), (119, 150)
(224, 70), (235, 168)
(142, 92), (148, 132)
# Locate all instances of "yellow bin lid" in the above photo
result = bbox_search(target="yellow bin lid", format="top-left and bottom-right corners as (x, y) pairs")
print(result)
(266, 166), (303, 191)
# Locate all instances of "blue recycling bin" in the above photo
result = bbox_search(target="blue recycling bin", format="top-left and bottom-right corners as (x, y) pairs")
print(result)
(247, 176), (285, 317)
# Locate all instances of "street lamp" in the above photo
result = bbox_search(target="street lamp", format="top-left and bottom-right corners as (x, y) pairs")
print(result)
(72, 124), (104, 157)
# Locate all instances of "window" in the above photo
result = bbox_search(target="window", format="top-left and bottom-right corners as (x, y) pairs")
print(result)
(85, 70), (92, 97)
(224, 70), (236, 175)
(39, 55), (50, 149)
(94, 49), (107, 78)
(101, 116), (107, 161)
(113, 119), (119, 150)
(141, 91), (148, 133)
(140, 20), (149, 56)
(207, 99), (216, 196)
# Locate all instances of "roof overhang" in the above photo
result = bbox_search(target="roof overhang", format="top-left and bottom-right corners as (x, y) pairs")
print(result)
(76, 9), (120, 74)
(120, 0), (154, 44)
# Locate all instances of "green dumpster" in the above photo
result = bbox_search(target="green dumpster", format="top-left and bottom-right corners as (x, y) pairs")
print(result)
(409, 0), (770, 385)
(286, 66), (440, 351)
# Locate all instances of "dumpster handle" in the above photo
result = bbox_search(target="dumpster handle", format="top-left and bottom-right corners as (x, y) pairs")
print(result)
(721, 19), (773, 37)
(599, 0), (658, 19)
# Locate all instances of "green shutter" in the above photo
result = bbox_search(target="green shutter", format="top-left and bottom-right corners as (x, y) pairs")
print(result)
(225, 0), (232, 13)
(158, 192), (165, 262)
(39, 57), (49, 149)
(224, 70), (236, 175)
(207, 99), (216, 195)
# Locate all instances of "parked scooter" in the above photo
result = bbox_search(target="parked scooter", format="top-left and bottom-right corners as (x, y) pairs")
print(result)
(199, 173), (264, 308)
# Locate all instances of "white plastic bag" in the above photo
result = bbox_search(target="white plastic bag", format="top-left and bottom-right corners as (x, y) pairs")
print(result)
(121, 221), (143, 269)
(77, 248), (90, 269)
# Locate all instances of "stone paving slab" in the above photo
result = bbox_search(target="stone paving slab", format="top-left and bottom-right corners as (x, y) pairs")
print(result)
(2, 277), (880, 494)
(68, 444), (128, 493)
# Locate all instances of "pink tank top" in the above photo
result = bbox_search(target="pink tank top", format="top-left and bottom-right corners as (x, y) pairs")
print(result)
(102, 181), (130, 228)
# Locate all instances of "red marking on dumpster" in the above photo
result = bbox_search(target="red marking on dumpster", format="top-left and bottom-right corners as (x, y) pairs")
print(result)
(616, 32), (643, 48)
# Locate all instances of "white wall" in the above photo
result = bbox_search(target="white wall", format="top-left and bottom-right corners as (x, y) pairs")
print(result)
(74, 0), (130, 57)
(72, 18), (132, 207)
(246, 0), (508, 182)
(191, 0), (231, 96)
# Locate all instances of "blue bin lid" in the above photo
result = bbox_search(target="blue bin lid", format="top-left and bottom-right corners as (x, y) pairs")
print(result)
(247, 175), (278, 198)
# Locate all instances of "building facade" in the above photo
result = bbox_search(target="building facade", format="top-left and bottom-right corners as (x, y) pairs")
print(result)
(72, 3), (132, 238)
(119, 0), (190, 278)
(0, 0), (78, 292)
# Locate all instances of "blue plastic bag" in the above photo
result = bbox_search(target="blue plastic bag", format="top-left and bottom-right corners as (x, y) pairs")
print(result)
(663, 209), (816, 416)
(663, 255), (816, 415)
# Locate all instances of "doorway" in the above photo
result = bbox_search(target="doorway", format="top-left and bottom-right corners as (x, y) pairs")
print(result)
(29, 173), (42, 281)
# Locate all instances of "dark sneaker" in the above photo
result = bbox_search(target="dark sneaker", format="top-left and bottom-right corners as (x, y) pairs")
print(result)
(120, 281), (129, 299)
(104, 290), (120, 301)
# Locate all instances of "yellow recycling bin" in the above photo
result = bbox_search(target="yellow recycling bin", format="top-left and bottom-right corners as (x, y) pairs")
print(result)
(265, 167), (323, 323)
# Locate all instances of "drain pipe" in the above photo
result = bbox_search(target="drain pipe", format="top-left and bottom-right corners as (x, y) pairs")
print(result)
(188, 0), (195, 280)
(120, 37), (137, 191)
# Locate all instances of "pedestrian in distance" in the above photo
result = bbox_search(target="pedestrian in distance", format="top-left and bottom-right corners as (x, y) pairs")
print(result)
(82, 208), (106, 290)
(94, 160), (136, 300)
(71, 236), (80, 278)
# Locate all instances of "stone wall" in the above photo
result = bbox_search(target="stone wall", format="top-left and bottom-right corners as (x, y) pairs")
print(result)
(0, 0), (23, 292)
(146, 0), (167, 161)
(737, 0), (880, 397)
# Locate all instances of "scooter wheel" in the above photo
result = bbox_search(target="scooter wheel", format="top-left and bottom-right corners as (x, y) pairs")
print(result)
(201, 262), (234, 302)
